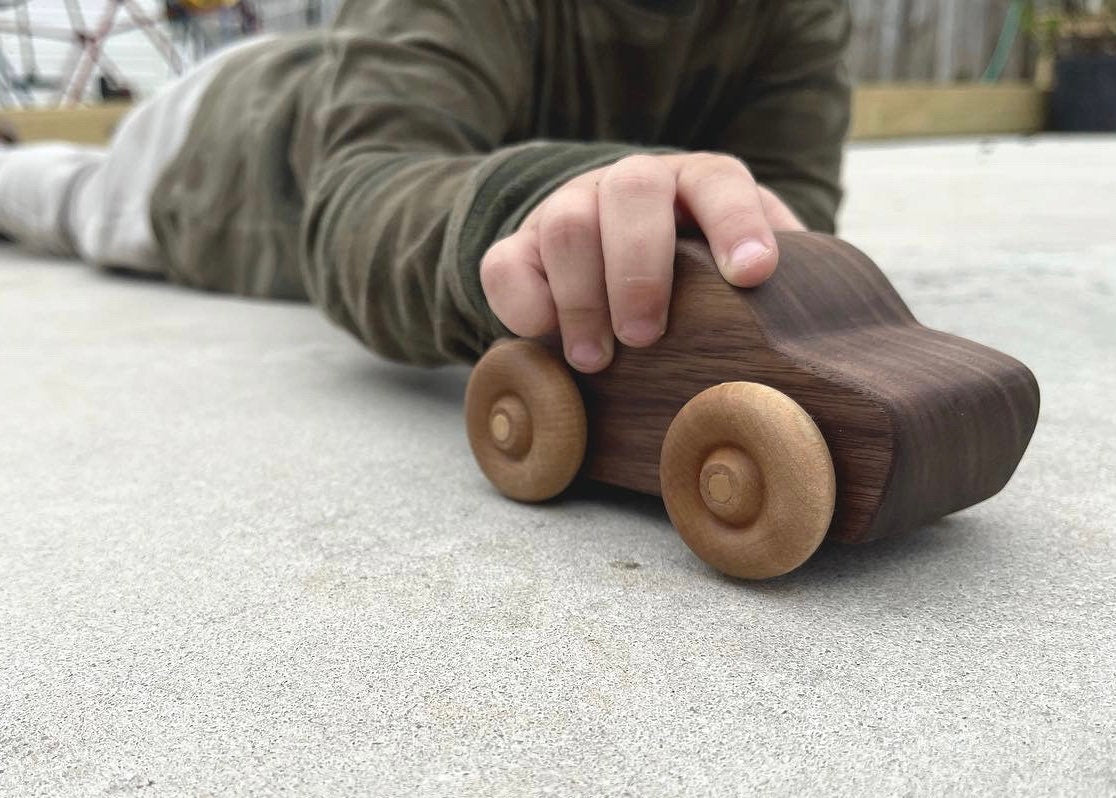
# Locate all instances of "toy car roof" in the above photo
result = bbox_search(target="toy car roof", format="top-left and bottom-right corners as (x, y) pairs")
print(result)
(567, 232), (1040, 544)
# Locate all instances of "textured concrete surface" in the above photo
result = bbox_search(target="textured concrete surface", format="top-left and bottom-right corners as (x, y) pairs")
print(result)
(1, 137), (1114, 797)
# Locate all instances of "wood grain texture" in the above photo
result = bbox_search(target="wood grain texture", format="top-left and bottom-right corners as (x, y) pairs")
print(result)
(562, 232), (1040, 544)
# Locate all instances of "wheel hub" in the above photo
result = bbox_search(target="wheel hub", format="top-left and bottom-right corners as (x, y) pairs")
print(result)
(489, 395), (532, 458)
(699, 446), (764, 525)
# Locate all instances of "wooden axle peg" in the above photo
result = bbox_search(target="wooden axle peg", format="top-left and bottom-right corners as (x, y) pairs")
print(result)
(699, 446), (764, 526)
(489, 394), (531, 457)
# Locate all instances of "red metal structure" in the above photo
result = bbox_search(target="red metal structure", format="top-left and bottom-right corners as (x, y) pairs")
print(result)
(0, 0), (285, 107)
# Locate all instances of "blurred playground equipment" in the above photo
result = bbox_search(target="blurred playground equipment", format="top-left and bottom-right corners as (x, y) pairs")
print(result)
(0, 0), (334, 107)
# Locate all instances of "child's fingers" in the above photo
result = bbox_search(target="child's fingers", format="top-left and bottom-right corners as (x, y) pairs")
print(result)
(481, 155), (797, 376)
(536, 185), (614, 373)
(479, 228), (557, 338)
(673, 153), (778, 287)
(597, 155), (676, 348)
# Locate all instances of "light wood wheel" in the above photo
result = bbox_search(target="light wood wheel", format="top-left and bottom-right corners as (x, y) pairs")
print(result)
(660, 382), (836, 580)
(465, 339), (587, 502)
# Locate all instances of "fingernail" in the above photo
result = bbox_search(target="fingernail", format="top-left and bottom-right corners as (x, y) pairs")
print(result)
(727, 239), (771, 277)
(569, 340), (606, 370)
(618, 319), (663, 346)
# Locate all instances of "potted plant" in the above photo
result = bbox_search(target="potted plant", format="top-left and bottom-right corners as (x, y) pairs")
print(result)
(1033, 0), (1116, 130)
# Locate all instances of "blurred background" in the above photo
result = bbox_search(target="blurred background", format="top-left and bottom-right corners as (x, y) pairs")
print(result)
(0, 0), (343, 104)
(0, 0), (1114, 134)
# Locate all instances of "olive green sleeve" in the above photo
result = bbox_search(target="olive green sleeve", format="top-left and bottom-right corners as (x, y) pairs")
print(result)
(708, 0), (852, 233)
(298, 1), (658, 366)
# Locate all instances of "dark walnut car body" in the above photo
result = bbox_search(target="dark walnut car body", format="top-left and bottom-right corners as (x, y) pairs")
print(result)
(466, 232), (1040, 579)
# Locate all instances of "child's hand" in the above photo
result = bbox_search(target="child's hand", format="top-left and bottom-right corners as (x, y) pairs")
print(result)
(480, 152), (806, 373)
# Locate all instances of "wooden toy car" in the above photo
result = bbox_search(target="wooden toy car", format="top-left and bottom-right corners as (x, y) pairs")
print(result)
(464, 232), (1040, 579)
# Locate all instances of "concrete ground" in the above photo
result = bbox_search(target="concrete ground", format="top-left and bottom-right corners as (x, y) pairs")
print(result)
(1, 137), (1113, 797)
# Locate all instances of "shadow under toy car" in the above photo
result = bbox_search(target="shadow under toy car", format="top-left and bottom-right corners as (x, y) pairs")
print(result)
(465, 232), (1040, 579)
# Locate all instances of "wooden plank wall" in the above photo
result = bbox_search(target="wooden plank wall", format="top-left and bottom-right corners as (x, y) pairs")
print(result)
(848, 0), (1034, 83)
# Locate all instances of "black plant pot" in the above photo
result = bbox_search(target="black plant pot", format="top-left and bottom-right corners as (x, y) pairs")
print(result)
(1050, 53), (1116, 132)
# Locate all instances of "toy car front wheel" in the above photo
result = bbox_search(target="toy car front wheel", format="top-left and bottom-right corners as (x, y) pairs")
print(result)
(465, 338), (587, 502)
(660, 382), (836, 579)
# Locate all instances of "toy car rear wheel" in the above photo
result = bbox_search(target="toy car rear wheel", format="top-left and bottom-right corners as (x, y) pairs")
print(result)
(465, 338), (587, 502)
(660, 382), (836, 579)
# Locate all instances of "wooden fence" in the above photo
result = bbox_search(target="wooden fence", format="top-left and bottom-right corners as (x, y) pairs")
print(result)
(848, 0), (1035, 82)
